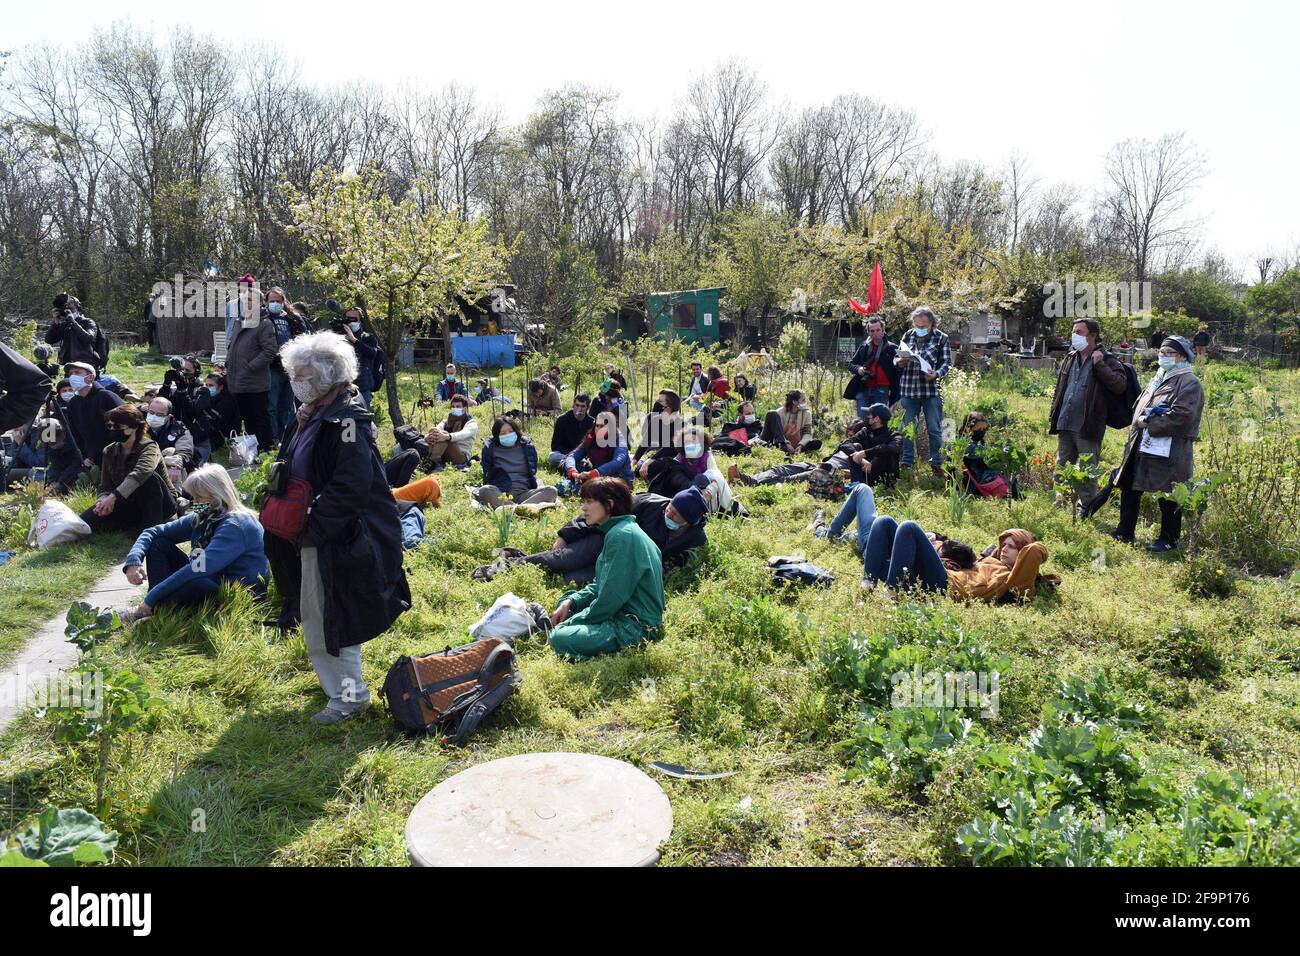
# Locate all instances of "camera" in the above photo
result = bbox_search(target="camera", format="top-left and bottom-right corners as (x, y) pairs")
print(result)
(169, 356), (184, 371)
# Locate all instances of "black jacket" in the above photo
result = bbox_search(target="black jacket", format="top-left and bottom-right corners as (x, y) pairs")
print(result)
(0, 342), (51, 433)
(551, 409), (594, 455)
(843, 338), (901, 405)
(556, 492), (706, 570)
(66, 384), (123, 465)
(45, 314), (104, 369)
(277, 392), (411, 654)
(149, 417), (196, 468)
(351, 332), (387, 394)
(190, 386), (240, 446)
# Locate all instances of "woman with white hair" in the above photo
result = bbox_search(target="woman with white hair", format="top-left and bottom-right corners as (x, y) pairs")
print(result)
(117, 464), (269, 623)
(267, 331), (411, 725)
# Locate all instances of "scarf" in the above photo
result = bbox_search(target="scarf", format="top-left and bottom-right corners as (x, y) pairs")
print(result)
(1150, 361), (1194, 391)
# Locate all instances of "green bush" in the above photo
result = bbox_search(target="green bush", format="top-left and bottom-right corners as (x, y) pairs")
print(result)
(1175, 557), (1237, 599)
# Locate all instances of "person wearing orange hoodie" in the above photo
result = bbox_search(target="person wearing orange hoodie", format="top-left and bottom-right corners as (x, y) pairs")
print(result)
(945, 528), (1051, 603)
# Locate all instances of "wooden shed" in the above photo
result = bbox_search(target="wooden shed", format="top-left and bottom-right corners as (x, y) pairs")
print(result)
(648, 288), (726, 345)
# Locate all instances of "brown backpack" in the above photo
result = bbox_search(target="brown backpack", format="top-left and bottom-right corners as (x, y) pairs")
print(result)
(379, 638), (520, 744)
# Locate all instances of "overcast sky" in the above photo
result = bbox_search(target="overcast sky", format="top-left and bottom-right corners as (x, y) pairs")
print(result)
(6, 0), (1296, 280)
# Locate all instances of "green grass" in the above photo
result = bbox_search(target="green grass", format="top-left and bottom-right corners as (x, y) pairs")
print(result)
(2, 351), (1298, 865)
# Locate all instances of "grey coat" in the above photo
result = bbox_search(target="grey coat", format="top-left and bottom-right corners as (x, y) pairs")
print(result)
(1117, 368), (1204, 492)
(224, 318), (278, 394)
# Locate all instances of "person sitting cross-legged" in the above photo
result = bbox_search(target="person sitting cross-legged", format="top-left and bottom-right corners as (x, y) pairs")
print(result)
(547, 477), (665, 662)
(116, 464), (269, 624)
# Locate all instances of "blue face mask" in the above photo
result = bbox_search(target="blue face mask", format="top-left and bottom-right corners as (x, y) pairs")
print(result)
(913, 327), (930, 338)
(684, 444), (704, 459)
(267, 301), (284, 315)
(664, 513), (682, 531)
(68, 375), (87, 391)
(1157, 355), (1177, 369)
(208, 386), (219, 397)
(499, 431), (518, 447)
(450, 407), (466, 417)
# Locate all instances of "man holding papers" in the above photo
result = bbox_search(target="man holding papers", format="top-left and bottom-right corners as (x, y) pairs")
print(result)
(894, 306), (952, 475)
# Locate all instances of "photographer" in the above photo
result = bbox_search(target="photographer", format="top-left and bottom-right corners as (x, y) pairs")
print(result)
(159, 355), (203, 427)
(327, 300), (387, 410)
(44, 293), (106, 371)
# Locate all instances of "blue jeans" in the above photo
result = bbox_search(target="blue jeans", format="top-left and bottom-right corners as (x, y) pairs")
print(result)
(827, 482), (877, 552)
(899, 394), (944, 467)
(547, 450), (567, 468)
(144, 541), (223, 608)
(854, 387), (891, 422)
(862, 516), (948, 592)
(267, 367), (296, 443)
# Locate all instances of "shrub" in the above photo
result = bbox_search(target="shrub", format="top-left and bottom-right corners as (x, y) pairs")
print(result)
(1147, 623), (1223, 681)
(1175, 557), (1237, 599)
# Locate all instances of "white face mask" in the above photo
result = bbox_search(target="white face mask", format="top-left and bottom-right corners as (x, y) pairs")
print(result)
(59, 390), (74, 402)
(349, 321), (362, 333)
(291, 378), (318, 403)
(743, 414), (756, 423)
(1071, 333), (1089, 351)
(146, 413), (167, 430)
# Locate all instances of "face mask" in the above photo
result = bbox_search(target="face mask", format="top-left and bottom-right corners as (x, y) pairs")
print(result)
(664, 514), (682, 532)
(653, 402), (665, 413)
(574, 409), (587, 419)
(190, 502), (217, 522)
(69, 375), (87, 391)
(684, 443), (703, 459)
(349, 321), (362, 333)
(1157, 355), (1177, 369)
(291, 379), (318, 403)
(743, 414), (756, 424)
(498, 431), (518, 447)
(146, 413), (167, 430)
(267, 302), (284, 315)
(1071, 333), (1089, 351)
(208, 386), (219, 397)
(450, 407), (466, 417)
(800, 403), (810, 411)
(913, 327), (930, 338)
(60, 390), (74, 402)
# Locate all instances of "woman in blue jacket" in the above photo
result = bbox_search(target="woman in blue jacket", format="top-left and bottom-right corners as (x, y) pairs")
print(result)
(116, 464), (269, 623)
(473, 417), (558, 510)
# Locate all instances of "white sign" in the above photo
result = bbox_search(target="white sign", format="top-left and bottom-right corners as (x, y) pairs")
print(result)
(703, 313), (713, 326)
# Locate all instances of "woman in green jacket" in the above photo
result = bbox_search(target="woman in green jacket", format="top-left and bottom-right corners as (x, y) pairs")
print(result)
(548, 476), (665, 661)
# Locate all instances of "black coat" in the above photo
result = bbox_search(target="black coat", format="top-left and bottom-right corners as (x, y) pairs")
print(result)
(557, 492), (706, 570)
(551, 409), (594, 455)
(843, 338), (901, 405)
(190, 387), (240, 445)
(0, 342), (51, 432)
(277, 392), (411, 655)
(45, 314), (104, 369)
(66, 384), (123, 465)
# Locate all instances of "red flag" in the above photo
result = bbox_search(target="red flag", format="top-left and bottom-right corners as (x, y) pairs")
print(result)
(847, 296), (869, 316)
(866, 261), (884, 314)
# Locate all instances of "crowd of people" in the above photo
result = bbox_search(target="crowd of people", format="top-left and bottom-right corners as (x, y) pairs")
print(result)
(0, 290), (1210, 725)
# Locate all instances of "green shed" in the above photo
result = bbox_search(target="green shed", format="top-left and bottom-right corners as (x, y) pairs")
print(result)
(648, 288), (726, 345)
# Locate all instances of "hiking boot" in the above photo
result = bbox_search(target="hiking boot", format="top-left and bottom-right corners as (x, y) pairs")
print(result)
(1108, 529), (1136, 545)
(1145, 540), (1177, 554)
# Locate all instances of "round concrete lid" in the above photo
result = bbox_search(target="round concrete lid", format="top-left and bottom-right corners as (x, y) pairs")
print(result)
(406, 752), (673, 867)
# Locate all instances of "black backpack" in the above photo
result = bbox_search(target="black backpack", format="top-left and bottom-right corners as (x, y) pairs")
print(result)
(1105, 361), (1142, 429)
(93, 321), (111, 373)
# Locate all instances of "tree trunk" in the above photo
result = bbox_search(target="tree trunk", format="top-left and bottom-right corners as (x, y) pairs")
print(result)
(385, 290), (405, 427)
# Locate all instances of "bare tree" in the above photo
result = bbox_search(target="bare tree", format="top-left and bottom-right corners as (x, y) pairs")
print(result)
(1001, 152), (1038, 254)
(1098, 131), (1208, 282)
(822, 93), (923, 231)
(684, 60), (779, 217)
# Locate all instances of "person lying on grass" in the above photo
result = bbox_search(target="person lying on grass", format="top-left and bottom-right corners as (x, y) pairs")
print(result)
(547, 476), (665, 661)
(861, 516), (1051, 603)
(117, 464), (269, 623)
(475, 486), (708, 586)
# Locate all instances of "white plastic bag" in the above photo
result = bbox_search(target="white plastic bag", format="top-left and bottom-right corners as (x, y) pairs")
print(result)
(229, 432), (259, 467)
(470, 592), (542, 642)
(27, 499), (92, 549)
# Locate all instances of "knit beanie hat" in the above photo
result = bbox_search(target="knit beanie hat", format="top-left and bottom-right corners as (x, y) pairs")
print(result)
(670, 487), (708, 526)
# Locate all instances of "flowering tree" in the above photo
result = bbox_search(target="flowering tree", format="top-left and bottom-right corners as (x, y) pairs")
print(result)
(284, 166), (511, 425)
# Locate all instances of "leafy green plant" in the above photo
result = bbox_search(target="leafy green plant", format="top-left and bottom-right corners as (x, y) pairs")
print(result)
(38, 667), (161, 813)
(63, 602), (122, 655)
(1147, 624), (1222, 681)
(844, 707), (979, 790)
(0, 808), (118, 867)
(1155, 472), (1229, 557)
(1175, 556), (1237, 599)
(1053, 670), (1151, 730)
(1054, 458), (1102, 522)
